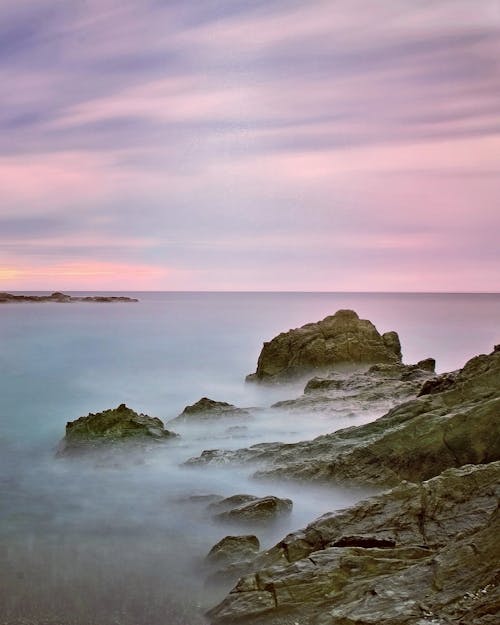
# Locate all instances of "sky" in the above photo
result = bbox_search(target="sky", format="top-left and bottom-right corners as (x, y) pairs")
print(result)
(1, 0), (499, 292)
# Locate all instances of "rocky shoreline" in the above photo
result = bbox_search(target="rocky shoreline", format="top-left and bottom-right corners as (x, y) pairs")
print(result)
(55, 309), (500, 624)
(0, 291), (138, 303)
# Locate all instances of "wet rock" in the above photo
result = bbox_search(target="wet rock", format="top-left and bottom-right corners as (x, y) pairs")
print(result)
(191, 348), (500, 487)
(169, 397), (251, 425)
(206, 535), (260, 566)
(207, 462), (500, 625)
(57, 403), (177, 456)
(246, 309), (402, 382)
(214, 496), (293, 524)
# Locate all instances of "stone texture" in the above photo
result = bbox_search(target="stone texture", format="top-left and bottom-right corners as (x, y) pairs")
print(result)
(189, 348), (500, 488)
(207, 462), (500, 625)
(57, 403), (177, 455)
(206, 535), (260, 566)
(246, 310), (402, 382)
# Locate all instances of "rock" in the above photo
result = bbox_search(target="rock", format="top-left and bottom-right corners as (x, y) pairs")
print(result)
(57, 403), (177, 456)
(208, 495), (260, 514)
(169, 397), (251, 425)
(190, 347), (500, 487)
(246, 309), (402, 382)
(207, 462), (500, 625)
(0, 291), (138, 303)
(213, 496), (293, 524)
(206, 535), (260, 566)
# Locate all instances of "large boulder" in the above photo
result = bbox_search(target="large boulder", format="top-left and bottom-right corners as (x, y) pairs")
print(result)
(207, 462), (500, 625)
(58, 403), (177, 456)
(246, 310), (402, 382)
(168, 397), (251, 425)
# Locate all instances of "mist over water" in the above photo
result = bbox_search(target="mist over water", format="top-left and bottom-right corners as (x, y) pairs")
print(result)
(1, 292), (499, 624)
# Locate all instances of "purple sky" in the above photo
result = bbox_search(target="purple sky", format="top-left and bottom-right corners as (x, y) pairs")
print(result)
(1, 0), (499, 291)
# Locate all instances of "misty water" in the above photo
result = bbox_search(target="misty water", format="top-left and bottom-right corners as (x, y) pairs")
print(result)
(1, 292), (499, 625)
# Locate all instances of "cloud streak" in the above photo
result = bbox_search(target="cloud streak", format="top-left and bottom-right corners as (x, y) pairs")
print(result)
(1, 0), (499, 290)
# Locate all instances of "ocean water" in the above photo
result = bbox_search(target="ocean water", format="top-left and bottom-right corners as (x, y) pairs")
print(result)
(0, 292), (499, 625)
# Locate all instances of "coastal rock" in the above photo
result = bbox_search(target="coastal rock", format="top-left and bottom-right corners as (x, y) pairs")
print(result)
(207, 462), (500, 625)
(206, 535), (260, 566)
(213, 496), (293, 524)
(58, 403), (177, 456)
(190, 347), (500, 487)
(208, 494), (260, 514)
(0, 291), (138, 303)
(246, 309), (402, 382)
(169, 397), (251, 425)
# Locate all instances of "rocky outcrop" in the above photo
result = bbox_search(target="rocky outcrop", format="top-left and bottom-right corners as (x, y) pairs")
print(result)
(168, 397), (251, 425)
(207, 462), (500, 625)
(189, 347), (500, 487)
(0, 291), (138, 303)
(213, 496), (293, 524)
(246, 310), (402, 382)
(206, 535), (260, 566)
(57, 403), (177, 455)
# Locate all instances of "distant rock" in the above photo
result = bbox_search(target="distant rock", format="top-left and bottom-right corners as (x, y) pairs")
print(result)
(207, 462), (500, 625)
(0, 291), (138, 303)
(213, 496), (293, 524)
(57, 403), (177, 456)
(206, 535), (260, 566)
(246, 309), (402, 382)
(169, 397), (251, 425)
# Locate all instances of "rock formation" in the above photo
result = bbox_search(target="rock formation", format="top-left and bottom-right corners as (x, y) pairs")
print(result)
(190, 347), (500, 488)
(57, 403), (177, 455)
(246, 309), (402, 382)
(207, 462), (500, 625)
(168, 397), (251, 425)
(0, 291), (138, 303)
(213, 496), (293, 524)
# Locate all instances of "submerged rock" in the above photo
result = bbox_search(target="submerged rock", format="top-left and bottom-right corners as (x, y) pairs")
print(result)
(58, 403), (177, 456)
(246, 309), (402, 382)
(214, 496), (293, 524)
(207, 462), (500, 625)
(169, 397), (251, 425)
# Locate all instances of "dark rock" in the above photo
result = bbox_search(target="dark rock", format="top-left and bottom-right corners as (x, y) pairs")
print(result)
(0, 291), (138, 303)
(214, 496), (293, 524)
(207, 462), (500, 625)
(169, 397), (251, 425)
(57, 403), (177, 456)
(206, 535), (260, 566)
(191, 347), (500, 487)
(246, 309), (402, 383)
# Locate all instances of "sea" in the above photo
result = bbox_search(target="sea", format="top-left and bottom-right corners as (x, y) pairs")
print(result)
(0, 292), (499, 625)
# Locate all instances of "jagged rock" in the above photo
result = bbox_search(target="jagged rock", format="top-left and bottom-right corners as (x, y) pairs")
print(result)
(207, 462), (500, 625)
(246, 309), (402, 382)
(57, 403), (177, 456)
(214, 496), (293, 524)
(169, 397), (251, 425)
(206, 535), (260, 566)
(0, 291), (138, 303)
(189, 348), (500, 487)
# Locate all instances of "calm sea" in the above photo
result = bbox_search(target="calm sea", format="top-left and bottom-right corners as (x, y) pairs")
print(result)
(0, 292), (499, 624)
